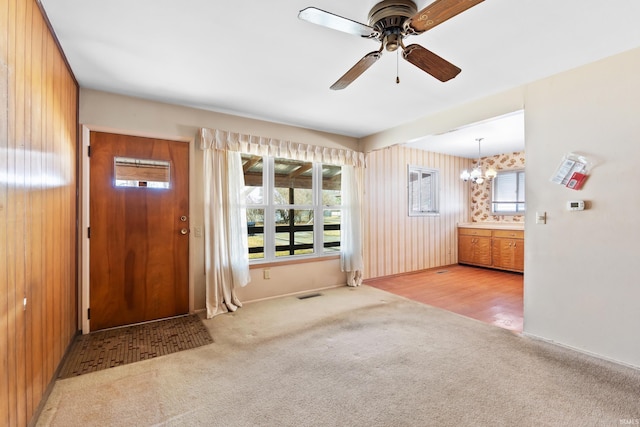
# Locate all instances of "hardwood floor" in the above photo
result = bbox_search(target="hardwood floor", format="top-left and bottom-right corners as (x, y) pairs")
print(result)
(366, 264), (524, 332)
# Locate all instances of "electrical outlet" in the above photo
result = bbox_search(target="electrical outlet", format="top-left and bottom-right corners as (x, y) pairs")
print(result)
(263, 269), (270, 280)
(194, 226), (202, 237)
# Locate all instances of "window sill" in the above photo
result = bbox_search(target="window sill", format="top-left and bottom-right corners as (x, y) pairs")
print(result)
(249, 255), (340, 269)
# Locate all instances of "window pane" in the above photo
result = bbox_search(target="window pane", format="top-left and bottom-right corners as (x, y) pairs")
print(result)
(242, 154), (264, 204)
(323, 209), (341, 253)
(492, 170), (525, 214)
(273, 158), (313, 205)
(275, 231), (314, 257)
(518, 173), (526, 202)
(419, 171), (433, 211)
(408, 166), (439, 216)
(274, 208), (314, 257)
(114, 157), (170, 189)
(322, 165), (342, 206)
(247, 208), (264, 260)
(494, 171), (517, 202)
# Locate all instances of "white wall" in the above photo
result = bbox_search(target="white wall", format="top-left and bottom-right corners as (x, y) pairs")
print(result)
(79, 89), (358, 309)
(362, 46), (640, 368)
(523, 48), (640, 368)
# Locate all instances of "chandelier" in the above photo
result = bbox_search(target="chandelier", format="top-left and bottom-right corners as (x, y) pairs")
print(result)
(460, 138), (497, 184)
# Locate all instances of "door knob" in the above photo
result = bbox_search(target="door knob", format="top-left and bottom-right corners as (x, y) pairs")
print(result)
(180, 228), (188, 235)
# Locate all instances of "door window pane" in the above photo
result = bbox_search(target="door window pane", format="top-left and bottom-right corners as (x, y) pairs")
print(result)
(114, 157), (170, 189)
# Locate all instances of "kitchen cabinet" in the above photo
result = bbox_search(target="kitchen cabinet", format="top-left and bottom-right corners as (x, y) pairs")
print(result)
(458, 228), (492, 267)
(491, 230), (524, 272)
(458, 226), (524, 273)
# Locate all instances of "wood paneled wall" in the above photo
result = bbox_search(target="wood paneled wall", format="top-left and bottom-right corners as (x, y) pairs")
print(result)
(364, 145), (470, 279)
(1, 1), (78, 425)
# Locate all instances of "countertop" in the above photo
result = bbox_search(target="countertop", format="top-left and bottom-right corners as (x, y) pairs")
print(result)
(458, 222), (524, 231)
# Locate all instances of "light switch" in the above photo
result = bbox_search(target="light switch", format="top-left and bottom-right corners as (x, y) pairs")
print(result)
(536, 211), (546, 224)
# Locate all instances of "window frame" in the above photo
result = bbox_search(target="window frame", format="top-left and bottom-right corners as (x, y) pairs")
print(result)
(244, 155), (342, 264)
(407, 165), (440, 217)
(491, 169), (526, 215)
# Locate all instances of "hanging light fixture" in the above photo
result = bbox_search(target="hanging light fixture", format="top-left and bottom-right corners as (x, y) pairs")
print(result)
(460, 138), (497, 184)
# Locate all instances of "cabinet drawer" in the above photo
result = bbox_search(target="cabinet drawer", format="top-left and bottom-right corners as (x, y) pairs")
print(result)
(458, 228), (492, 237)
(493, 229), (524, 239)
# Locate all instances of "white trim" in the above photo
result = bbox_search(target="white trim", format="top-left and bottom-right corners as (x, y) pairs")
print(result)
(522, 332), (640, 372)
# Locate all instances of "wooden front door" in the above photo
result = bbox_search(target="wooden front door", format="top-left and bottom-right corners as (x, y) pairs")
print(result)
(89, 132), (189, 330)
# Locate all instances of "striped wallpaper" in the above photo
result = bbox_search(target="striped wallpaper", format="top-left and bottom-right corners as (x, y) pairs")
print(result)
(364, 145), (471, 279)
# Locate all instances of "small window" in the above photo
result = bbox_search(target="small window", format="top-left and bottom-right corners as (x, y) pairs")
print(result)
(114, 157), (170, 189)
(492, 170), (525, 214)
(408, 166), (439, 216)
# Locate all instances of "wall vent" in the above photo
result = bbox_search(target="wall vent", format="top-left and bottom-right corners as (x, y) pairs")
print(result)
(297, 293), (322, 300)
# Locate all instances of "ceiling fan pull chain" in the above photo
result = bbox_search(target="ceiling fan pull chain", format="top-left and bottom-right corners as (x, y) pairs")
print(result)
(396, 49), (400, 84)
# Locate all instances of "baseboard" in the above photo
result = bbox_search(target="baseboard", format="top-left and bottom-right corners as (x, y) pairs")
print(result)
(242, 284), (345, 305)
(522, 332), (640, 372)
(29, 328), (82, 427)
(363, 264), (459, 284)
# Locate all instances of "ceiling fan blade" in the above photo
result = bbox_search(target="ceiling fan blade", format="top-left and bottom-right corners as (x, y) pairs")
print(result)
(298, 7), (379, 38)
(330, 51), (382, 90)
(407, 0), (484, 34)
(403, 44), (461, 82)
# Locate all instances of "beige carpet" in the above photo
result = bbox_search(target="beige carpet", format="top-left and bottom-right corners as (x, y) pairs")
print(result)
(37, 285), (640, 426)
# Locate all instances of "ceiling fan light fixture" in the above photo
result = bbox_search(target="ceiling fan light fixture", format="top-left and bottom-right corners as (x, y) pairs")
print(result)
(384, 32), (402, 51)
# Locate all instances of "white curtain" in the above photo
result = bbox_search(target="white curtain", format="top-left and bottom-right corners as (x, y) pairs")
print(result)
(202, 139), (251, 318)
(341, 165), (365, 286)
(200, 127), (366, 299)
(200, 128), (366, 167)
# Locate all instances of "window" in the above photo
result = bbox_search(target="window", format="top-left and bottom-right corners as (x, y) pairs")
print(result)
(114, 157), (170, 189)
(242, 154), (342, 262)
(408, 166), (439, 216)
(492, 170), (525, 214)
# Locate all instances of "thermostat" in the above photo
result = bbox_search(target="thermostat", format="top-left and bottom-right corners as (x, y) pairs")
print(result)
(567, 200), (585, 211)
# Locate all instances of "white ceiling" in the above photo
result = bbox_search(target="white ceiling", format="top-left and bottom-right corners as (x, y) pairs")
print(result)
(40, 0), (640, 157)
(405, 110), (524, 158)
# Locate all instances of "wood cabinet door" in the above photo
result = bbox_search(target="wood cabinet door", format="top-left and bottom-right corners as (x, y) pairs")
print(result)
(89, 132), (189, 331)
(458, 235), (475, 264)
(459, 235), (492, 266)
(513, 239), (524, 271)
(492, 238), (524, 272)
(474, 236), (492, 266)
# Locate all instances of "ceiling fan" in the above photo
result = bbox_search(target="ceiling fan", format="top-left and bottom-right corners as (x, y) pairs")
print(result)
(298, 0), (484, 90)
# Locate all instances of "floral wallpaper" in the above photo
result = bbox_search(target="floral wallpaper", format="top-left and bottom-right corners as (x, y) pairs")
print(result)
(470, 151), (525, 223)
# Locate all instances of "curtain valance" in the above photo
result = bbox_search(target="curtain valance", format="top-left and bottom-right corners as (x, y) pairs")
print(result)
(200, 128), (366, 167)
